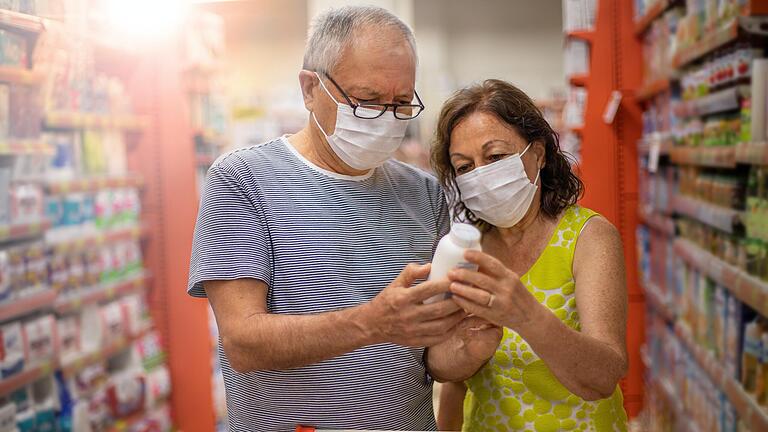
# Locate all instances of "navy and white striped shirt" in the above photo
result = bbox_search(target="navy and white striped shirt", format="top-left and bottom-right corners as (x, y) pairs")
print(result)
(188, 137), (450, 431)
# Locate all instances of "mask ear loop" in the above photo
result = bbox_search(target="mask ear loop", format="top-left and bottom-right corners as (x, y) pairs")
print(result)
(311, 72), (341, 137)
(520, 142), (541, 186)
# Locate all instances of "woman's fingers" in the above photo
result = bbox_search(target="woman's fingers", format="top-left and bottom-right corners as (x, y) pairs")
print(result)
(464, 250), (511, 278)
(448, 268), (498, 292)
(451, 294), (490, 318)
(450, 282), (493, 306)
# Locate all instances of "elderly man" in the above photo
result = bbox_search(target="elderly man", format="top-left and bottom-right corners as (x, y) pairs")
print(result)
(188, 6), (500, 431)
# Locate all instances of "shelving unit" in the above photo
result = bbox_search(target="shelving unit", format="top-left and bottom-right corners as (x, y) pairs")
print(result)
(0, 360), (57, 397)
(54, 273), (148, 314)
(0, 290), (56, 322)
(634, 1), (768, 426)
(61, 328), (153, 377)
(0, 220), (51, 242)
(634, 0), (675, 36)
(669, 145), (737, 168)
(736, 141), (768, 165)
(0, 3), (173, 431)
(43, 111), (149, 131)
(0, 140), (53, 155)
(674, 238), (768, 317)
(44, 176), (144, 194)
(671, 194), (741, 234)
(637, 78), (671, 102)
(573, 0), (645, 416)
(0, 8), (45, 34)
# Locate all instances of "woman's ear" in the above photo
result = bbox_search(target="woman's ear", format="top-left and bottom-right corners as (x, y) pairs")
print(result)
(298, 70), (319, 111)
(533, 140), (546, 169)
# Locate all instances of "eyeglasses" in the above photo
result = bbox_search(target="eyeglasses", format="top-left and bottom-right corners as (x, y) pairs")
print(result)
(322, 73), (425, 120)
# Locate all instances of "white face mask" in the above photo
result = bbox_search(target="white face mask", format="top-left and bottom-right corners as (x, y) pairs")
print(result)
(455, 143), (540, 228)
(311, 73), (410, 170)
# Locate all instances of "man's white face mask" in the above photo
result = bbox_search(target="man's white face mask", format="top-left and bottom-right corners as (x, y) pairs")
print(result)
(311, 72), (411, 171)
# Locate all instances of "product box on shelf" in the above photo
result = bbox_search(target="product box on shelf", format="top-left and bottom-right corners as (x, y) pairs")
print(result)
(0, 321), (24, 378)
(100, 301), (126, 343)
(56, 314), (80, 363)
(21, 314), (55, 367)
(105, 371), (145, 418)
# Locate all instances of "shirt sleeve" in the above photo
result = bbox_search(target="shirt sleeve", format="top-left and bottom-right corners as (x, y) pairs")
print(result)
(187, 161), (273, 298)
(432, 183), (451, 254)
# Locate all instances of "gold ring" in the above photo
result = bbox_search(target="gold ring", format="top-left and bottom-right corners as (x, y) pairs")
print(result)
(487, 294), (495, 308)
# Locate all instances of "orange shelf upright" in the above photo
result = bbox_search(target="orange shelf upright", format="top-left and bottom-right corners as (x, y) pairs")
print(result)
(123, 35), (216, 432)
(576, 0), (644, 417)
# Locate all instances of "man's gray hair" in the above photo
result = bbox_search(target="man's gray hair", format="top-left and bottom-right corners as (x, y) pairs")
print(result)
(303, 5), (417, 73)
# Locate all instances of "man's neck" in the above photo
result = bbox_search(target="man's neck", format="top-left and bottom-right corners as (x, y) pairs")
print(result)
(288, 125), (371, 177)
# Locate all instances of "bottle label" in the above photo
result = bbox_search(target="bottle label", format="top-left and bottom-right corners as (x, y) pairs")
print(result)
(455, 261), (479, 271)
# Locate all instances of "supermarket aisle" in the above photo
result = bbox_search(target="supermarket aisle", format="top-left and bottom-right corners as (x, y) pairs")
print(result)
(0, 0), (765, 431)
(635, 0), (768, 430)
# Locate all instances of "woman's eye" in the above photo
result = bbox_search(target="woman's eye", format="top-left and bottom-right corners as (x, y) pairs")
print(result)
(488, 154), (507, 162)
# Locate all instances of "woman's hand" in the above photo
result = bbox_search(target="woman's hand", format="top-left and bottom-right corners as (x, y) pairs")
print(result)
(447, 250), (544, 330)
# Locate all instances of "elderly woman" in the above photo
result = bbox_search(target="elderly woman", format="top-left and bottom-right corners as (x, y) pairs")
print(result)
(429, 79), (629, 431)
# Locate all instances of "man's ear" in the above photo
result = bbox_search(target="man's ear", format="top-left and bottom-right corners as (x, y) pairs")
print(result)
(299, 70), (319, 111)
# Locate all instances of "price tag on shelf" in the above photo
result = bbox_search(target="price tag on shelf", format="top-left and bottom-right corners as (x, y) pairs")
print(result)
(648, 140), (661, 173)
(602, 90), (623, 124)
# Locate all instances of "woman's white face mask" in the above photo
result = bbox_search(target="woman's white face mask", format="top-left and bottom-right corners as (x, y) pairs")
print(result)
(455, 143), (540, 228)
(311, 73), (409, 170)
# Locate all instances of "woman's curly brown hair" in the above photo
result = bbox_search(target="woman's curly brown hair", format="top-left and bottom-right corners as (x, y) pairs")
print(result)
(431, 79), (583, 230)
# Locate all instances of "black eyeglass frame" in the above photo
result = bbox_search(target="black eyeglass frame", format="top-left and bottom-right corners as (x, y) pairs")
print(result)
(321, 72), (425, 120)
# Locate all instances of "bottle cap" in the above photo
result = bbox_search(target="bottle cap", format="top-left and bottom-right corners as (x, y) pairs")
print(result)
(449, 223), (481, 249)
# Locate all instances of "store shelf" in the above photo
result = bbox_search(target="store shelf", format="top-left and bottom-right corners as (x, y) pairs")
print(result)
(48, 225), (145, 254)
(637, 78), (670, 102)
(674, 238), (768, 317)
(736, 142), (768, 166)
(675, 85), (749, 118)
(565, 30), (595, 42)
(0, 9), (45, 34)
(672, 195), (740, 234)
(673, 20), (739, 69)
(638, 207), (676, 237)
(0, 290), (56, 323)
(638, 136), (673, 156)
(669, 146), (737, 168)
(0, 66), (45, 85)
(55, 273), (147, 314)
(642, 279), (676, 323)
(634, 0), (672, 35)
(61, 329), (152, 377)
(107, 402), (170, 432)
(674, 323), (768, 431)
(45, 176), (144, 194)
(44, 112), (150, 131)
(569, 74), (589, 87)
(0, 220), (51, 243)
(0, 140), (53, 156)
(653, 378), (700, 432)
(0, 359), (56, 397)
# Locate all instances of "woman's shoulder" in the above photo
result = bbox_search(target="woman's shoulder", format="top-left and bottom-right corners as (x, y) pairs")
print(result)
(570, 206), (623, 264)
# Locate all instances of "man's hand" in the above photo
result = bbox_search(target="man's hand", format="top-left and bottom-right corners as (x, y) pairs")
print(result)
(452, 316), (503, 363)
(364, 263), (467, 347)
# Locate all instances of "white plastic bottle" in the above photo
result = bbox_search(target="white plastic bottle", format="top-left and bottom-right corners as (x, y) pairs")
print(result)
(424, 223), (482, 304)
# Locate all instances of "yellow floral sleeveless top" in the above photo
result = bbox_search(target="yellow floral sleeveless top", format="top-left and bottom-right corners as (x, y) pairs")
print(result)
(463, 206), (627, 432)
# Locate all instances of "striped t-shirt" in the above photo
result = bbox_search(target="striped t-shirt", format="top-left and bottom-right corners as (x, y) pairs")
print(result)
(188, 137), (450, 431)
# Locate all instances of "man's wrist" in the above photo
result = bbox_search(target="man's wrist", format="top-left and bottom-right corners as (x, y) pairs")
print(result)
(343, 302), (382, 346)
